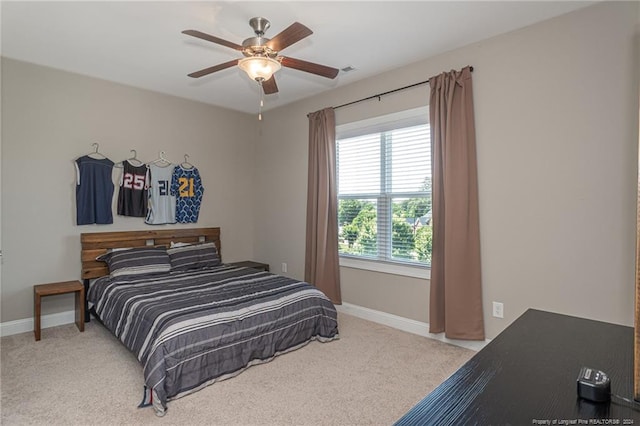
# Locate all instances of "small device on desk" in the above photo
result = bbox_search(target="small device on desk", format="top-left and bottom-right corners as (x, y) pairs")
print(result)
(577, 367), (611, 403)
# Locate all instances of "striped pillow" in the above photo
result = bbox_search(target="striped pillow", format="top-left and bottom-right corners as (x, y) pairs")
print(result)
(167, 242), (220, 271)
(97, 246), (171, 278)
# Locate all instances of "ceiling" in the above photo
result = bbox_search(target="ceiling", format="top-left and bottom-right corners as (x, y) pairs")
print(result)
(1, 1), (594, 114)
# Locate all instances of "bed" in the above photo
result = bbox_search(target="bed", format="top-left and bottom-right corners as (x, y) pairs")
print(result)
(81, 227), (339, 416)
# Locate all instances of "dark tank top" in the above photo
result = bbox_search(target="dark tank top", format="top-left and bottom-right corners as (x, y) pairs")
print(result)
(75, 155), (115, 225)
(117, 160), (148, 217)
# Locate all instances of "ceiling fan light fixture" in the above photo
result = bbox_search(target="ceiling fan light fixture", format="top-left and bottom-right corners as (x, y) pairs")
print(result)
(238, 56), (281, 82)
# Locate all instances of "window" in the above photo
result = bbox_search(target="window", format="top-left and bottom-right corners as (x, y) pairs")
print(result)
(336, 107), (432, 271)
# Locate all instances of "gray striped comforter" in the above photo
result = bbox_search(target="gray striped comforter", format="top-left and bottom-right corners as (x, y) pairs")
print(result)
(88, 264), (339, 415)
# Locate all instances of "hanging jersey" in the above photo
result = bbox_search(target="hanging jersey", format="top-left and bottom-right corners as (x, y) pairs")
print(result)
(75, 155), (115, 225)
(117, 160), (149, 217)
(170, 166), (204, 223)
(145, 164), (176, 225)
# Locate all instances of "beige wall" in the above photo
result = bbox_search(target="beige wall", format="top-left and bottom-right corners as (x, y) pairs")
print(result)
(254, 1), (640, 339)
(1, 58), (257, 322)
(1, 2), (638, 340)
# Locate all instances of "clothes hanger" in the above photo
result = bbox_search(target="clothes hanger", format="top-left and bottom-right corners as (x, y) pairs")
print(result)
(115, 149), (143, 168)
(126, 149), (144, 166)
(87, 143), (107, 159)
(147, 151), (172, 167)
(180, 154), (195, 169)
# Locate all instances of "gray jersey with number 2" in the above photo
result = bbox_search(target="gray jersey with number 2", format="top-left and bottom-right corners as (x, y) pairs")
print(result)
(145, 164), (176, 225)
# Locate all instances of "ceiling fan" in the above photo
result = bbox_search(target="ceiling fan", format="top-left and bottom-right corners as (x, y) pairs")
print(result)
(182, 17), (339, 95)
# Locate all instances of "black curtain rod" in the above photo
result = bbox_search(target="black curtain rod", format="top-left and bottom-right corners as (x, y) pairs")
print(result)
(321, 66), (474, 113)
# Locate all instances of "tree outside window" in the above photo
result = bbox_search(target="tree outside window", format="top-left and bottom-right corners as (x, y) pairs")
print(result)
(337, 121), (431, 266)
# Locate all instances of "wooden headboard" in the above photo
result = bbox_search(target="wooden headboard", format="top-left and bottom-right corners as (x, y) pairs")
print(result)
(81, 227), (221, 280)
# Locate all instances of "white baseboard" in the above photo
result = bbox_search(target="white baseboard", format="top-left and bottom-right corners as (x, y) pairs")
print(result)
(336, 302), (489, 352)
(2, 304), (490, 351)
(0, 310), (76, 337)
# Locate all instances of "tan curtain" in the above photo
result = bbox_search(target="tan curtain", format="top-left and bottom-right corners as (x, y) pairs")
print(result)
(429, 66), (484, 340)
(305, 108), (342, 304)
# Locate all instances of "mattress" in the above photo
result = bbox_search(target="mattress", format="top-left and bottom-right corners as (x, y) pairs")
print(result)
(88, 264), (339, 415)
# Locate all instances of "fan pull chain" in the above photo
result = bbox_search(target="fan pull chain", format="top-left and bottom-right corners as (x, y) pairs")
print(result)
(258, 81), (265, 121)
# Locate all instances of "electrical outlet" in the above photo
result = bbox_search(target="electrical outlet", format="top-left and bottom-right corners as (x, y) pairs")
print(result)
(492, 302), (504, 318)
(281, 262), (288, 273)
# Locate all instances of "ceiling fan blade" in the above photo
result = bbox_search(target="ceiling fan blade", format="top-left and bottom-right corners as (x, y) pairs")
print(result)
(280, 57), (339, 79)
(262, 76), (279, 95)
(187, 59), (239, 78)
(182, 30), (244, 51)
(265, 22), (312, 52)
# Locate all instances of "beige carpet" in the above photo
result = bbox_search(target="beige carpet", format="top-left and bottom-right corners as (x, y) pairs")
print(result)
(1, 313), (473, 425)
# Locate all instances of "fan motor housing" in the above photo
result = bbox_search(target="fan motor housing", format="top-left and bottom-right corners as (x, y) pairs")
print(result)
(242, 37), (277, 58)
(242, 17), (277, 57)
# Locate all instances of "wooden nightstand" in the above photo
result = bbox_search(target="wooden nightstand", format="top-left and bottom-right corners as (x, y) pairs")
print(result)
(229, 261), (270, 272)
(34, 280), (85, 341)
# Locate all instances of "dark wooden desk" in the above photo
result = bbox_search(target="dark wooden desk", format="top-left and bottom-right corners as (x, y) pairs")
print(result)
(395, 309), (640, 425)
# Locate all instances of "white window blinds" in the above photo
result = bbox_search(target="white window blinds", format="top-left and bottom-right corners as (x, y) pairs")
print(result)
(336, 108), (432, 266)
